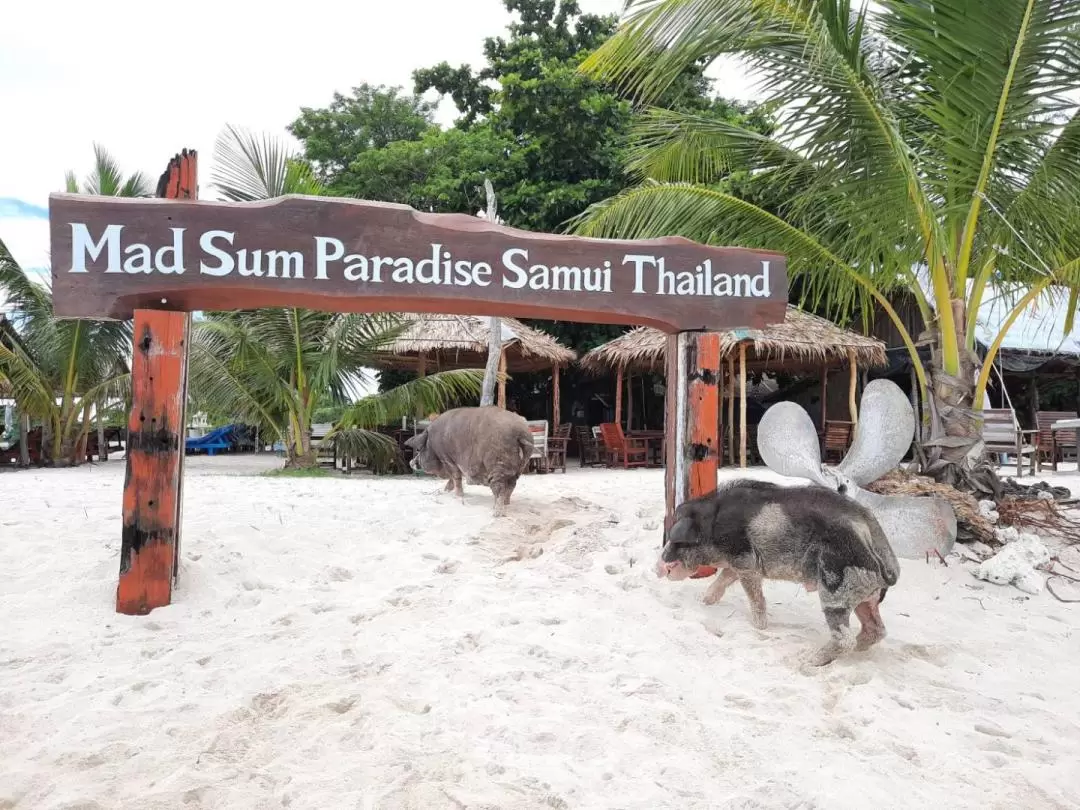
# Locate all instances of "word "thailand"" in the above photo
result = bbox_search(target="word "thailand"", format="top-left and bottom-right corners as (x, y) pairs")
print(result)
(67, 225), (774, 298)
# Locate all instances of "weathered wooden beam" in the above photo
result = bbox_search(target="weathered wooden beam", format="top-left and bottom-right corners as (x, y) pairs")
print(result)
(116, 149), (196, 616)
(664, 332), (721, 530)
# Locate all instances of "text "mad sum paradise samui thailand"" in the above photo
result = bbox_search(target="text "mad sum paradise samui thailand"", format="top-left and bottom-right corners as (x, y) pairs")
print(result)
(66, 225), (775, 299)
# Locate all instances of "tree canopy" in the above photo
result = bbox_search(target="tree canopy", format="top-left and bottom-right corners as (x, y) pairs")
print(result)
(286, 0), (772, 367)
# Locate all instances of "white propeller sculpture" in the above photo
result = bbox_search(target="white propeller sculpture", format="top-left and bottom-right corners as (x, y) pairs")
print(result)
(756, 378), (957, 559)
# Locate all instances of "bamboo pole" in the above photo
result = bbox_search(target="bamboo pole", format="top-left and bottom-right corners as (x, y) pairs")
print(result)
(727, 356), (735, 465)
(847, 348), (858, 425)
(552, 364), (561, 426)
(626, 372), (634, 432)
(739, 344), (747, 468)
(614, 366), (623, 427)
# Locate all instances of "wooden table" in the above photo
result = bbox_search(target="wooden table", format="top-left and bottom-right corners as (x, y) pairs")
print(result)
(1051, 418), (1080, 472)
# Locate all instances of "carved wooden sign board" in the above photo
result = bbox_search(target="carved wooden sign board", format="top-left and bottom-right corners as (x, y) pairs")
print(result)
(48, 194), (787, 332)
(48, 152), (786, 618)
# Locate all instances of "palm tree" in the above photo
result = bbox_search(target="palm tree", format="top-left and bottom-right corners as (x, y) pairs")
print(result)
(187, 126), (484, 469)
(572, 0), (1080, 491)
(0, 238), (131, 465)
(0, 144), (146, 465)
(65, 142), (153, 197)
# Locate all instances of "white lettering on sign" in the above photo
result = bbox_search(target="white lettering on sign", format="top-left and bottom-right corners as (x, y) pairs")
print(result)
(64, 223), (775, 300)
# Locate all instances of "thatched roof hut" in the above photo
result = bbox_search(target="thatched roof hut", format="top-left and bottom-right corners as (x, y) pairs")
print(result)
(370, 313), (575, 373)
(368, 313), (576, 422)
(579, 306), (886, 375)
(578, 306), (888, 468)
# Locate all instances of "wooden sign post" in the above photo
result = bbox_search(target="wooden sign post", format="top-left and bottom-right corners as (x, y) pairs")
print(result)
(48, 150), (787, 615)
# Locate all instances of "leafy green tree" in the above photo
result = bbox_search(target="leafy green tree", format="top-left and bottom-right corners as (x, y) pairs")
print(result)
(574, 0), (1080, 489)
(188, 126), (484, 468)
(287, 84), (435, 185)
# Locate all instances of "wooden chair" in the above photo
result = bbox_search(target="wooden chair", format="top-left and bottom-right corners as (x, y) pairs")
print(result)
(981, 408), (1037, 477)
(1036, 410), (1078, 472)
(599, 422), (649, 469)
(526, 419), (549, 473)
(822, 420), (854, 463)
(546, 422), (572, 473)
(575, 425), (603, 467)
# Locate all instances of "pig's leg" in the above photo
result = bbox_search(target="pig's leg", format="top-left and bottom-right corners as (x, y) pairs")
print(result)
(702, 568), (739, 605)
(854, 595), (887, 651)
(738, 573), (768, 629)
(491, 478), (515, 517)
(806, 605), (857, 667)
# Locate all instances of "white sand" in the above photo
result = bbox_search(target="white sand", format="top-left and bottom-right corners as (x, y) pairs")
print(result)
(2, 457), (1080, 810)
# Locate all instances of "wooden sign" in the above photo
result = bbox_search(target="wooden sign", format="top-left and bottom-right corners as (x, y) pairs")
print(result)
(48, 194), (787, 333)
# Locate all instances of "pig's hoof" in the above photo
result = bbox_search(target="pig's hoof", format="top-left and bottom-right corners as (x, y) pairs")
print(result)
(855, 628), (885, 651)
(749, 612), (768, 630)
(804, 647), (839, 668)
(702, 590), (725, 606)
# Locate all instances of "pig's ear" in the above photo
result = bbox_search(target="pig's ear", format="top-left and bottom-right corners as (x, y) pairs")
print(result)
(405, 432), (427, 450)
(665, 517), (694, 547)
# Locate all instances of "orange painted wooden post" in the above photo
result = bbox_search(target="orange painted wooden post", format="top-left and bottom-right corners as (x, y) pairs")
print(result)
(116, 150), (196, 615)
(664, 331), (721, 527)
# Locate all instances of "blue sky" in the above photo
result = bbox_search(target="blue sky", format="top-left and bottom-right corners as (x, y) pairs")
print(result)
(0, 0), (755, 280)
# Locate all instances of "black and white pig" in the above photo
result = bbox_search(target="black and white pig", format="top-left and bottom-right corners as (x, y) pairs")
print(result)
(656, 479), (900, 666)
(403, 406), (535, 516)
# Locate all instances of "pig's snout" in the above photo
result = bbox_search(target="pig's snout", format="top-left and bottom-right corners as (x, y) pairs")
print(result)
(409, 456), (421, 472)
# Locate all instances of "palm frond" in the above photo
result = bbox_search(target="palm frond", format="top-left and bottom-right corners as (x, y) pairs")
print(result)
(211, 124), (326, 201)
(324, 428), (402, 473)
(338, 370), (485, 430)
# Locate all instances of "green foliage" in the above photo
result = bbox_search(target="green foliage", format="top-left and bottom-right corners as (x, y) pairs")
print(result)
(189, 126), (485, 468)
(572, 0), (1080, 479)
(287, 0), (773, 360)
(0, 145), (142, 465)
(287, 84), (435, 185)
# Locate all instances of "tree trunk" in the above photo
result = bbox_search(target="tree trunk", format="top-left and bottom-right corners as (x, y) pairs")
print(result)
(481, 319), (501, 407)
(97, 408), (107, 462)
(479, 179), (502, 409)
(918, 303), (1001, 498)
(285, 417), (317, 468)
(19, 413), (30, 467)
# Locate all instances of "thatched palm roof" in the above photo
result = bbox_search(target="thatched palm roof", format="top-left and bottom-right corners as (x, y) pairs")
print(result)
(579, 306), (887, 375)
(370, 313), (576, 373)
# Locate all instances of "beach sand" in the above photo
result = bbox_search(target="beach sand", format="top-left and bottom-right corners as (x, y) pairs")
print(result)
(2, 456), (1079, 809)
